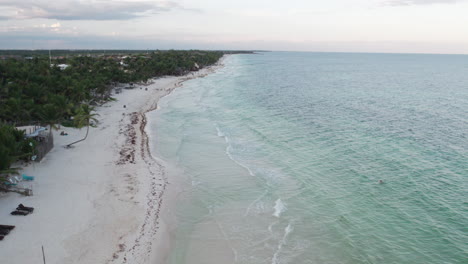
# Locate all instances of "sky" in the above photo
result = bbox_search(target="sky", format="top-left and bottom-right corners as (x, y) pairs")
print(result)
(0, 0), (468, 54)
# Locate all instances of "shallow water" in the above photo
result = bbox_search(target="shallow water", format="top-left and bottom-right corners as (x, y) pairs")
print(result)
(148, 52), (468, 264)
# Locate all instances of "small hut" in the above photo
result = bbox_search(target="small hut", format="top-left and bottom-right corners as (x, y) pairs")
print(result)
(22, 126), (54, 162)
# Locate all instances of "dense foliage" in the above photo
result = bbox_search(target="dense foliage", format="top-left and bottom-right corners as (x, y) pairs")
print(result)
(0, 123), (34, 174)
(0, 50), (223, 125)
(0, 50), (224, 180)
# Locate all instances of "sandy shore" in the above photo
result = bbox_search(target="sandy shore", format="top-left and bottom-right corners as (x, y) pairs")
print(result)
(0, 58), (226, 264)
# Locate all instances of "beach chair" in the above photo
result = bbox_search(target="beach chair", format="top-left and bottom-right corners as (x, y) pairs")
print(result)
(0, 225), (15, 237)
(22, 174), (35, 181)
(4, 178), (18, 186)
(10, 210), (29, 216)
(0, 225), (15, 231)
(17, 204), (34, 213)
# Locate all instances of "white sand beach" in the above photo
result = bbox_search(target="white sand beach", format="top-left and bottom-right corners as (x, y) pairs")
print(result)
(0, 59), (225, 264)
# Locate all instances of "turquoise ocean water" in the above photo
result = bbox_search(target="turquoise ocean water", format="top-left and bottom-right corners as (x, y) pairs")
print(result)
(148, 52), (467, 264)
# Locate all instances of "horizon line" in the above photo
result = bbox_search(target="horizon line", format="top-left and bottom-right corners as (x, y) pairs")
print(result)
(1, 49), (468, 56)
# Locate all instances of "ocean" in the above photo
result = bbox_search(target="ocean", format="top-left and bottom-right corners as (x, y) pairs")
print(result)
(147, 52), (468, 264)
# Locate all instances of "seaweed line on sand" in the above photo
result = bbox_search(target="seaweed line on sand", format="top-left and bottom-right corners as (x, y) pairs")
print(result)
(108, 58), (226, 263)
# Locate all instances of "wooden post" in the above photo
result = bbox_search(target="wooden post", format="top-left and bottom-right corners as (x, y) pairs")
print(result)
(42, 245), (46, 264)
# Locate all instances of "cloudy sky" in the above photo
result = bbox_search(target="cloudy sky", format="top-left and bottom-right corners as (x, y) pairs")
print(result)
(1, 0), (467, 53)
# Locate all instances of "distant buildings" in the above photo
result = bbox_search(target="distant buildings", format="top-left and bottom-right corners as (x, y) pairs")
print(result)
(50, 64), (70, 70)
(0, 55), (23, 60)
(57, 64), (69, 70)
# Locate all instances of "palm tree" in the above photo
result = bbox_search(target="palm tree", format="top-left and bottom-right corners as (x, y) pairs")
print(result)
(4, 97), (31, 124)
(0, 125), (31, 185)
(49, 94), (73, 125)
(0, 145), (17, 177)
(38, 103), (63, 133)
(66, 104), (99, 148)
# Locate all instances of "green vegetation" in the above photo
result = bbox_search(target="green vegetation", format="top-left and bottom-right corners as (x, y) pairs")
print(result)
(0, 50), (224, 125)
(66, 104), (99, 148)
(0, 49), (225, 183)
(0, 123), (34, 181)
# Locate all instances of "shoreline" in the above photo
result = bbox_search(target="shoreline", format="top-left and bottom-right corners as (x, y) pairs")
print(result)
(0, 56), (227, 264)
(119, 57), (227, 264)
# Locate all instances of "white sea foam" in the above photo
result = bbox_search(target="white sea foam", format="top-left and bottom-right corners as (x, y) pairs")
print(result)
(215, 125), (225, 137)
(244, 190), (268, 216)
(273, 199), (286, 218)
(215, 125), (258, 177)
(268, 221), (277, 234)
(191, 180), (201, 186)
(285, 223), (293, 236)
(271, 223), (294, 264)
(211, 211), (238, 262)
(225, 141), (256, 176)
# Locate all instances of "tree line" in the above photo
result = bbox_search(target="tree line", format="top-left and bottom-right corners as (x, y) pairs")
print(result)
(0, 50), (224, 179)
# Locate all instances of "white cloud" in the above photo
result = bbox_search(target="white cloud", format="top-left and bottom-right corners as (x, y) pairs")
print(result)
(0, 0), (183, 20)
(0, 0), (467, 53)
(383, 0), (465, 6)
(0, 22), (75, 35)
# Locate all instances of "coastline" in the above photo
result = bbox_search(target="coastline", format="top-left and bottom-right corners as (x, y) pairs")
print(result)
(0, 56), (227, 264)
(119, 56), (227, 264)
